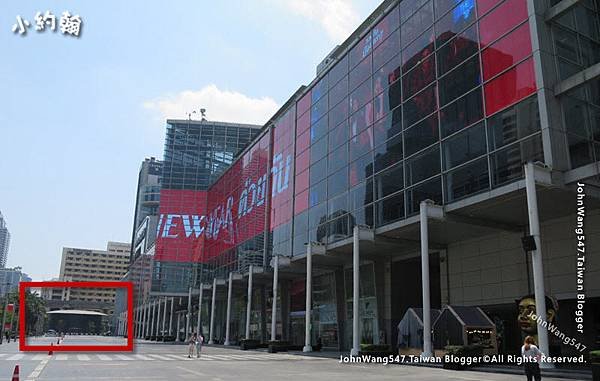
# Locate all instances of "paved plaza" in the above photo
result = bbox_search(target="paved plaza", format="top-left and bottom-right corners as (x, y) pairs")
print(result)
(0, 336), (585, 381)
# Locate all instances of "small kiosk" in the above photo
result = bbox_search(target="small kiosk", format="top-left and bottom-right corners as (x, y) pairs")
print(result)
(397, 308), (441, 355)
(432, 305), (498, 355)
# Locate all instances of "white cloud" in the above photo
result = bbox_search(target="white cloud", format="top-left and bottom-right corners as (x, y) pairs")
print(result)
(283, 0), (361, 42)
(143, 84), (279, 126)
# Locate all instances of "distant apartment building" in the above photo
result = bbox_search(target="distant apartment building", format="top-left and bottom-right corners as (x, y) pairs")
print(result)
(50, 242), (130, 305)
(0, 211), (10, 268)
(0, 267), (31, 297)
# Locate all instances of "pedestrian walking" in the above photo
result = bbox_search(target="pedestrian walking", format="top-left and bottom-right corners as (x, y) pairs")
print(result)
(187, 332), (198, 358)
(521, 336), (542, 381)
(195, 334), (203, 358)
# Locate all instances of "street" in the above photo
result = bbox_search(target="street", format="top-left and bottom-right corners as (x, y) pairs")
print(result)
(0, 336), (579, 381)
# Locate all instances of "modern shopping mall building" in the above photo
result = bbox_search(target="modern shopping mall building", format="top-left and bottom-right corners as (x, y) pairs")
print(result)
(119, 0), (600, 360)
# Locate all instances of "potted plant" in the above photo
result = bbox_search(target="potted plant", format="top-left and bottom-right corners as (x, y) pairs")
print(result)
(443, 345), (483, 370)
(239, 339), (260, 350)
(590, 350), (600, 381)
(360, 344), (393, 357)
(268, 340), (289, 353)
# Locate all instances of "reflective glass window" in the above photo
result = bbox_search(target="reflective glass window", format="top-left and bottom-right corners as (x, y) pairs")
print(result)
(329, 143), (348, 173)
(295, 169), (309, 195)
(309, 180), (327, 207)
(373, 54), (401, 95)
(405, 113), (439, 156)
(297, 111), (310, 135)
(297, 91), (311, 117)
(437, 23), (479, 76)
(350, 78), (373, 111)
(407, 176), (442, 214)
(478, 0), (528, 46)
(374, 81), (401, 123)
(373, 107), (402, 146)
(442, 122), (486, 169)
(484, 58), (536, 116)
(401, 1), (435, 48)
(308, 201), (328, 229)
(482, 22), (532, 80)
(439, 55), (481, 106)
(440, 88), (483, 138)
(403, 54), (436, 100)
(374, 132), (403, 172)
(404, 84), (438, 128)
(329, 121), (349, 151)
(374, 29), (401, 70)
(349, 179), (374, 210)
(402, 27), (435, 73)
(311, 96), (328, 125)
(350, 127), (374, 161)
(329, 192), (349, 216)
(350, 33), (373, 69)
(405, 145), (441, 185)
(297, 129), (310, 154)
(490, 134), (543, 186)
(329, 99), (349, 129)
(487, 95), (540, 150)
(294, 189), (309, 215)
(329, 76), (348, 109)
(476, 0), (501, 16)
(444, 157), (489, 201)
(375, 162), (404, 199)
(310, 136), (328, 164)
(328, 55), (348, 87)
(435, 0), (476, 46)
(401, 0), (430, 23)
(328, 168), (348, 197)
(310, 158), (327, 185)
(349, 57), (372, 91)
(376, 192), (405, 226)
(349, 101), (374, 136)
(310, 116), (328, 144)
(296, 149), (310, 174)
(349, 153), (373, 186)
(312, 77), (328, 104)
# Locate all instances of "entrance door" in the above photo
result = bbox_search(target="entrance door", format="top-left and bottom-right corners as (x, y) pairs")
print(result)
(391, 253), (441, 349)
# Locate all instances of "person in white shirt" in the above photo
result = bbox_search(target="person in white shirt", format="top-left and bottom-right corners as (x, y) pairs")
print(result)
(521, 335), (542, 381)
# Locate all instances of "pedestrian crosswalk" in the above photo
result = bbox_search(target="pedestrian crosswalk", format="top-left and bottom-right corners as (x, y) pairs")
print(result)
(0, 352), (329, 362)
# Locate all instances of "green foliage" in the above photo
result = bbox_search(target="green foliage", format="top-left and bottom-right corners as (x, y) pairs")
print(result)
(360, 344), (392, 352)
(590, 350), (600, 363)
(1, 290), (47, 335)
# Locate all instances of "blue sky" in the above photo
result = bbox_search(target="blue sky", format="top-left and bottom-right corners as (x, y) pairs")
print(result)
(0, 1), (380, 280)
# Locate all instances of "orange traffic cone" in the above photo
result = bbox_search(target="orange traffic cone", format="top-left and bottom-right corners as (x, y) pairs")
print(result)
(11, 364), (19, 381)
(48, 342), (53, 355)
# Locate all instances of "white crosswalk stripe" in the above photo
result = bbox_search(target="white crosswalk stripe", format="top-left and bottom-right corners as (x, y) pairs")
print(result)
(114, 354), (134, 361)
(133, 354), (153, 360)
(0, 352), (331, 362)
(147, 354), (174, 361)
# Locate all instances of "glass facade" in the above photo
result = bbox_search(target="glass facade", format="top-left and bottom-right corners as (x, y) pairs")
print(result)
(549, 0), (600, 168)
(153, 121), (261, 293)
(291, 0), (542, 250)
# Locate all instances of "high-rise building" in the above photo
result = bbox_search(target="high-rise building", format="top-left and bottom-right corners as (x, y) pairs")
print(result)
(129, 157), (162, 263)
(0, 267), (31, 297)
(0, 212), (10, 268)
(133, 0), (600, 358)
(56, 242), (130, 304)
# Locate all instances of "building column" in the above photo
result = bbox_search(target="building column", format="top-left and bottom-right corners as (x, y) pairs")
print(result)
(224, 272), (233, 345)
(420, 201), (432, 358)
(143, 304), (148, 338)
(303, 243), (313, 352)
(150, 301), (156, 338)
(209, 278), (217, 344)
(185, 287), (192, 339)
(524, 163), (550, 359)
(270, 258), (278, 341)
(351, 225), (360, 356)
(246, 265), (254, 340)
(197, 284), (204, 336)
(161, 297), (168, 339)
(169, 297), (175, 336)
(156, 300), (162, 338)
(175, 311), (181, 342)
(419, 200), (444, 357)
